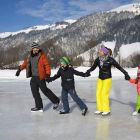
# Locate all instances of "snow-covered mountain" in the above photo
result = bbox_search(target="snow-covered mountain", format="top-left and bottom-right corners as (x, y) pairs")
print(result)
(77, 42), (116, 66)
(77, 41), (140, 67)
(0, 20), (76, 39)
(110, 3), (140, 15)
(0, 3), (140, 68)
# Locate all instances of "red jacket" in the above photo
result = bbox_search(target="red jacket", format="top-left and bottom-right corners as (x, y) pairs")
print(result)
(129, 79), (140, 95)
(19, 52), (51, 80)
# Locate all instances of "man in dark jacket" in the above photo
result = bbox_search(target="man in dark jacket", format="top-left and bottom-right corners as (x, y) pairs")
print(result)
(86, 46), (130, 116)
(15, 42), (60, 112)
(46, 57), (89, 116)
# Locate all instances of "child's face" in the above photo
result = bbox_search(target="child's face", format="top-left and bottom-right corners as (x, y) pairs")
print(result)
(60, 62), (67, 68)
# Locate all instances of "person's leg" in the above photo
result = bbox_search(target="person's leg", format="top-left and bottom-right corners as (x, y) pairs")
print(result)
(61, 88), (70, 113)
(69, 89), (88, 115)
(30, 77), (43, 109)
(133, 95), (140, 115)
(69, 89), (87, 110)
(136, 95), (140, 112)
(39, 79), (60, 104)
(95, 78), (103, 113)
(101, 78), (112, 114)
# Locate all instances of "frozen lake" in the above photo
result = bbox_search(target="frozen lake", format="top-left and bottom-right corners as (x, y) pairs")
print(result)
(0, 77), (140, 140)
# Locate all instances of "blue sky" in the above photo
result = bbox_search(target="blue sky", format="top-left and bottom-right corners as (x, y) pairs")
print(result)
(0, 0), (139, 32)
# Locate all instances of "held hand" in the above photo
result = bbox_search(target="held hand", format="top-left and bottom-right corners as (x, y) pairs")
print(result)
(46, 74), (50, 78)
(84, 72), (91, 77)
(125, 74), (130, 80)
(15, 69), (21, 76)
(46, 78), (52, 83)
(46, 75), (52, 83)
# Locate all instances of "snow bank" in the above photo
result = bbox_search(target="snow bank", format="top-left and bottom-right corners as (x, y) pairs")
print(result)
(119, 42), (140, 59)
(0, 67), (137, 80)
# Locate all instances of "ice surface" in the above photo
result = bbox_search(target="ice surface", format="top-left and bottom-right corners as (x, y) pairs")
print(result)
(0, 69), (140, 140)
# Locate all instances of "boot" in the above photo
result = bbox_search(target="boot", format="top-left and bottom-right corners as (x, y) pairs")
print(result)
(82, 108), (88, 116)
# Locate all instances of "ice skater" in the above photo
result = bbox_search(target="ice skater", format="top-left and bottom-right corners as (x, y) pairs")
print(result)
(128, 66), (140, 116)
(46, 57), (89, 116)
(15, 42), (60, 112)
(86, 46), (130, 116)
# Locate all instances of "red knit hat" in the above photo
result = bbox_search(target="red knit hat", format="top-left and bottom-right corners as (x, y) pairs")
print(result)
(137, 66), (140, 77)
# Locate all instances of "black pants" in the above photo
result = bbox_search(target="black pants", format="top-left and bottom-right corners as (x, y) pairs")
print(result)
(30, 76), (59, 108)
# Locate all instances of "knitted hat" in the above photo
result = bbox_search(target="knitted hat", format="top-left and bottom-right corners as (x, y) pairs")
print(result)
(105, 47), (112, 56)
(31, 42), (40, 49)
(100, 47), (109, 55)
(60, 57), (70, 65)
(137, 66), (140, 77)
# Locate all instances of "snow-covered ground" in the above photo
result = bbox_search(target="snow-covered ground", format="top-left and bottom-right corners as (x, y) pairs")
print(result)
(0, 69), (140, 140)
(0, 67), (137, 80)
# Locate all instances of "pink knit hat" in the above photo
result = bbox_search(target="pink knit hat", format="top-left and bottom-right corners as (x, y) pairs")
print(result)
(137, 66), (140, 77)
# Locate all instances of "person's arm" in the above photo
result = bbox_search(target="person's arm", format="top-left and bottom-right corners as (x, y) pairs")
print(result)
(86, 58), (98, 74)
(129, 79), (137, 84)
(111, 57), (130, 80)
(42, 53), (51, 76)
(46, 68), (61, 82)
(73, 68), (90, 77)
(19, 59), (28, 70)
(15, 58), (28, 76)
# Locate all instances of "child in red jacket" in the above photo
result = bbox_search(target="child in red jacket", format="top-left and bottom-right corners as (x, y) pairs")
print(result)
(129, 66), (140, 116)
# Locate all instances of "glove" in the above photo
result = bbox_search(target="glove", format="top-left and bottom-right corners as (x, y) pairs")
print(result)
(46, 78), (52, 83)
(125, 74), (130, 80)
(84, 72), (91, 77)
(46, 74), (50, 78)
(15, 69), (21, 76)
(46, 74), (52, 83)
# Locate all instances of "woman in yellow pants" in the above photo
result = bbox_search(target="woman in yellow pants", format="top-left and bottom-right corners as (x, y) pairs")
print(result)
(96, 78), (112, 113)
(86, 46), (130, 116)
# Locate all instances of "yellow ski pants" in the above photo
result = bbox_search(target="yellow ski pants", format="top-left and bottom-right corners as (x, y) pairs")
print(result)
(96, 78), (112, 112)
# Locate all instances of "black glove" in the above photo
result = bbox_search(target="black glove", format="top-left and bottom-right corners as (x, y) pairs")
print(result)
(46, 78), (52, 83)
(15, 69), (21, 76)
(125, 74), (130, 80)
(46, 74), (52, 83)
(84, 72), (91, 77)
(46, 74), (50, 78)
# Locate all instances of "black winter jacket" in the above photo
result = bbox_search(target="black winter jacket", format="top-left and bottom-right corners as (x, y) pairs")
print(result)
(49, 66), (86, 90)
(87, 57), (128, 80)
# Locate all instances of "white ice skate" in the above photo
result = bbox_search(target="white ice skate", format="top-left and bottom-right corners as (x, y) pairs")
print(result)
(94, 111), (102, 115)
(132, 111), (140, 116)
(102, 112), (110, 116)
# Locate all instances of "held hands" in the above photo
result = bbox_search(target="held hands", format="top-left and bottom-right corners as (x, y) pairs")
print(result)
(45, 74), (52, 83)
(125, 74), (130, 80)
(84, 72), (91, 77)
(15, 68), (21, 76)
(46, 78), (52, 83)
